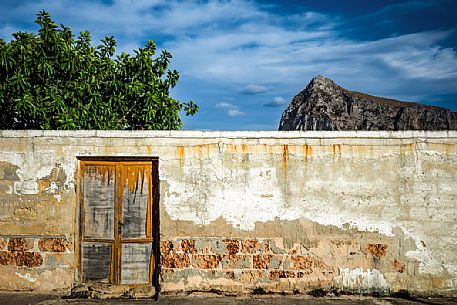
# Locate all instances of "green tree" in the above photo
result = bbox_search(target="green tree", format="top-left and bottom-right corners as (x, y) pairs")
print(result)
(0, 11), (198, 130)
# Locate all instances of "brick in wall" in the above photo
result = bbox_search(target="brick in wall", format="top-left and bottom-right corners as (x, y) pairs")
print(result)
(38, 238), (67, 252)
(8, 238), (34, 251)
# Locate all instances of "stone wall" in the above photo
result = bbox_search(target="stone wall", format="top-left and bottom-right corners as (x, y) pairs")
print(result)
(0, 236), (72, 290)
(0, 130), (456, 296)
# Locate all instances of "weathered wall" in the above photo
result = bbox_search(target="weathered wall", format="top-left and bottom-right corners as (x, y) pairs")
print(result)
(0, 130), (456, 296)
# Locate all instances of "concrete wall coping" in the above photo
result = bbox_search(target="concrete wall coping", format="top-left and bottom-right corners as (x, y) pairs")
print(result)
(1, 130), (457, 139)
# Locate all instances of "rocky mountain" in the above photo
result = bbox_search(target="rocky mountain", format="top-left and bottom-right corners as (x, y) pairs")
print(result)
(279, 75), (457, 131)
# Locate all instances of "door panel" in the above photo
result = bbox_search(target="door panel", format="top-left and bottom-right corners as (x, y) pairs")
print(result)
(80, 160), (156, 287)
(82, 243), (113, 283)
(120, 164), (151, 239)
(120, 243), (152, 284)
(82, 164), (115, 240)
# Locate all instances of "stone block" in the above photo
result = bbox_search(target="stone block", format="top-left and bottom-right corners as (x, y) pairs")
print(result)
(221, 254), (251, 269)
(180, 239), (197, 254)
(296, 270), (313, 278)
(285, 255), (313, 270)
(160, 240), (174, 254)
(14, 251), (43, 267)
(0, 251), (14, 265)
(38, 238), (67, 252)
(14, 181), (38, 195)
(161, 253), (190, 268)
(407, 261), (417, 275)
(269, 270), (296, 280)
(44, 252), (72, 268)
(163, 252), (190, 268)
(194, 239), (213, 254)
(223, 239), (239, 255)
(392, 259), (405, 273)
(191, 254), (221, 269)
(0, 181), (14, 195)
(8, 238), (34, 251)
(253, 254), (283, 269)
(239, 270), (266, 283)
(0, 162), (20, 180)
(1, 251), (43, 267)
(210, 239), (228, 254)
(241, 239), (270, 254)
(241, 240), (260, 254)
(194, 238), (227, 255)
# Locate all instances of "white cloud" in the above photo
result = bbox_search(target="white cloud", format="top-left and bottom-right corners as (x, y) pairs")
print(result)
(242, 84), (270, 95)
(216, 101), (245, 117)
(264, 96), (287, 107)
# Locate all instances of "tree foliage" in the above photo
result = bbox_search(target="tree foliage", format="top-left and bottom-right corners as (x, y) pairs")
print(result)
(0, 11), (198, 130)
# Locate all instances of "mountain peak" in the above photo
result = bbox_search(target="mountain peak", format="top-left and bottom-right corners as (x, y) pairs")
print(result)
(309, 75), (335, 87)
(278, 77), (457, 131)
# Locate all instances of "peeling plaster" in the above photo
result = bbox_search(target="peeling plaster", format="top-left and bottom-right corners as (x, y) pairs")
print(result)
(15, 272), (37, 283)
(0, 152), (75, 194)
(335, 268), (388, 292)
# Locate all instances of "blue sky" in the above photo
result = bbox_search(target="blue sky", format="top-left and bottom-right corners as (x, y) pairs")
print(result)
(1, 0), (456, 130)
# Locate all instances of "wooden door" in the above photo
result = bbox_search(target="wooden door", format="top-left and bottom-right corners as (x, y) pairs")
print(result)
(79, 159), (158, 287)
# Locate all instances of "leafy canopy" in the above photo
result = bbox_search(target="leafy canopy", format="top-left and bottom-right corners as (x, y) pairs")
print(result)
(0, 11), (198, 130)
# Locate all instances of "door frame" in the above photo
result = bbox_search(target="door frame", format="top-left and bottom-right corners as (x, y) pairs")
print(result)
(76, 156), (160, 292)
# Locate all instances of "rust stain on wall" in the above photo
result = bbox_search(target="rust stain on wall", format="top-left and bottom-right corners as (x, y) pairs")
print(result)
(400, 143), (414, 155)
(227, 144), (238, 154)
(177, 146), (185, 167)
(302, 144), (313, 160)
(357, 145), (365, 156)
(332, 144), (342, 157)
(282, 144), (289, 175)
(241, 144), (248, 156)
(444, 143), (453, 154)
(197, 145), (203, 160)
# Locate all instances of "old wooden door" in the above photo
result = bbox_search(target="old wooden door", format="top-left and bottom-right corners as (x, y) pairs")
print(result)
(79, 159), (158, 287)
